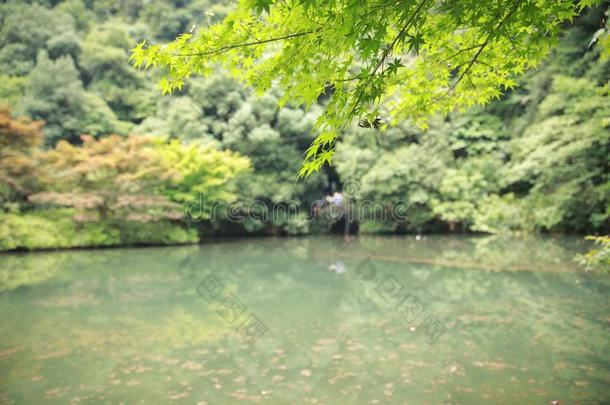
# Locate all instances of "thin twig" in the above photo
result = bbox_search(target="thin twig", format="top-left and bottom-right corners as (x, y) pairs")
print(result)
(170, 28), (325, 57)
(345, 0), (431, 123)
(450, 0), (523, 91)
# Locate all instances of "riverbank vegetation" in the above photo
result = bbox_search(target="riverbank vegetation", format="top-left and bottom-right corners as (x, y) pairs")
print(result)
(0, 0), (608, 257)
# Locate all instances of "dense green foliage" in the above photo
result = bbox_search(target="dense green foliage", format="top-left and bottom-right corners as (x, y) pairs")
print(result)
(576, 235), (610, 272)
(0, 0), (608, 252)
(335, 9), (610, 234)
(132, 0), (607, 175)
(0, 107), (246, 250)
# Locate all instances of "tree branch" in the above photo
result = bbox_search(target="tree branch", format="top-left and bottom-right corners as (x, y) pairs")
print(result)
(370, 0), (430, 78)
(345, 0), (431, 122)
(171, 28), (325, 57)
(450, 0), (523, 91)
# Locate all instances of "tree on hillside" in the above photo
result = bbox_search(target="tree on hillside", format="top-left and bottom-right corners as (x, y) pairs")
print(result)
(80, 21), (157, 123)
(135, 74), (328, 233)
(29, 135), (182, 223)
(20, 52), (129, 144)
(505, 75), (610, 232)
(0, 107), (44, 208)
(131, 0), (606, 176)
(28, 133), (252, 224)
(156, 138), (251, 214)
(0, 2), (79, 76)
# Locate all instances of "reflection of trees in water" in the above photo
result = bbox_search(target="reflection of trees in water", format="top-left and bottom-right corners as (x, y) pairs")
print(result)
(1, 236), (609, 402)
(1, 235), (585, 296)
(347, 234), (586, 273)
(310, 240), (610, 403)
(0, 252), (64, 292)
(430, 264), (610, 400)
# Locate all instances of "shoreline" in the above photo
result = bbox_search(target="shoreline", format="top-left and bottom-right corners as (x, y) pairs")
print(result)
(0, 231), (594, 255)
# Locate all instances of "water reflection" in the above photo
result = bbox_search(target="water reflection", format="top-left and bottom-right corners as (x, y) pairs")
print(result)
(0, 236), (608, 403)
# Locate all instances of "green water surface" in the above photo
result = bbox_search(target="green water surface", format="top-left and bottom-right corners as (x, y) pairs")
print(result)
(0, 236), (609, 404)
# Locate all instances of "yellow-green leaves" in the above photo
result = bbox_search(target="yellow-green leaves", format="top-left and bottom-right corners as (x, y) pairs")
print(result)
(131, 0), (603, 178)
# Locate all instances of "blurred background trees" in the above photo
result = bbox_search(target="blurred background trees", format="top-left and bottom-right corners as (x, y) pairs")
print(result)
(0, 0), (608, 251)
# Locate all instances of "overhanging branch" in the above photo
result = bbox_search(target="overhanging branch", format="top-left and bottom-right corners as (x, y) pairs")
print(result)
(169, 28), (325, 57)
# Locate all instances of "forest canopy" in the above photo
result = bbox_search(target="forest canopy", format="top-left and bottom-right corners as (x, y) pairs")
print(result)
(130, 0), (609, 176)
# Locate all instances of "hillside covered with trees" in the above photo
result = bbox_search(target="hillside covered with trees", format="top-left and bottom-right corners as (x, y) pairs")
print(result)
(0, 0), (608, 251)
